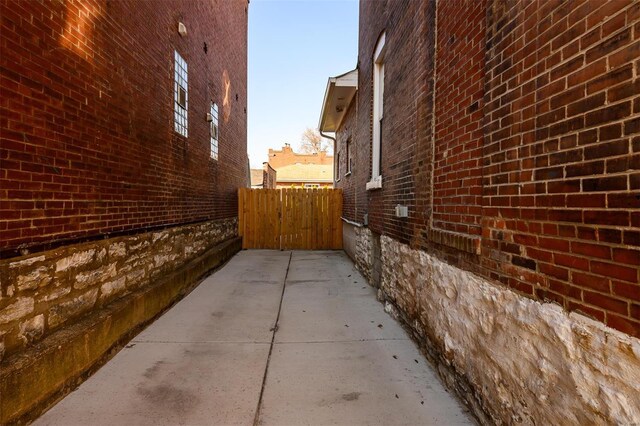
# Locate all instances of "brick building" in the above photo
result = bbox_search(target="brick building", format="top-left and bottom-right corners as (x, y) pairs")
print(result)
(267, 144), (334, 188)
(268, 143), (333, 167)
(321, 0), (640, 424)
(0, 0), (248, 422)
(250, 162), (277, 188)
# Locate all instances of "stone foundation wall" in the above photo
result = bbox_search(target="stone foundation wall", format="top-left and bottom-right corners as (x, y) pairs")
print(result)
(0, 218), (237, 361)
(354, 226), (373, 283)
(359, 234), (640, 424)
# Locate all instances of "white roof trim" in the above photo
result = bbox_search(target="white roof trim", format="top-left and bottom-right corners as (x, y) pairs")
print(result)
(318, 68), (358, 133)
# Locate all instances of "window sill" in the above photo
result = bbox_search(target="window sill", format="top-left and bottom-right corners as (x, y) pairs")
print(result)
(428, 228), (481, 255)
(345, 171), (352, 177)
(366, 176), (382, 190)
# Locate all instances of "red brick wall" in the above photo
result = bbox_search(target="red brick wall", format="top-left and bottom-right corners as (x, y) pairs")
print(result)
(335, 99), (357, 220)
(343, 0), (639, 337)
(0, 0), (248, 257)
(432, 0), (485, 237)
(482, 0), (639, 335)
(340, 0), (436, 247)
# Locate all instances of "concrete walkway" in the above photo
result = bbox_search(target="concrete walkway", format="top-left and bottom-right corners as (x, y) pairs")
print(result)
(36, 251), (473, 426)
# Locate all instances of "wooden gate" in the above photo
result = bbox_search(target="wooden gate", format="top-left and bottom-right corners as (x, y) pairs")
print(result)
(238, 188), (343, 250)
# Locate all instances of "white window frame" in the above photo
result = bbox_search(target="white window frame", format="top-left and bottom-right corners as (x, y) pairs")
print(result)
(367, 33), (385, 190)
(210, 102), (219, 160)
(174, 51), (188, 137)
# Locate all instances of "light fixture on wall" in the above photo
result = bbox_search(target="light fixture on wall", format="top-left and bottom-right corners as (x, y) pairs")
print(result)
(178, 22), (187, 37)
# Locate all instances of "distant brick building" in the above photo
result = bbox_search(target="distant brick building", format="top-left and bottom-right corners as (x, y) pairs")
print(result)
(267, 144), (333, 188)
(250, 163), (277, 188)
(0, 1), (248, 421)
(321, 0), (640, 424)
(268, 143), (333, 167)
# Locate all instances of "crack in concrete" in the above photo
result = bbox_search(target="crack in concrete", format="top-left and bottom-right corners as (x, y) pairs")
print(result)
(252, 250), (292, 426)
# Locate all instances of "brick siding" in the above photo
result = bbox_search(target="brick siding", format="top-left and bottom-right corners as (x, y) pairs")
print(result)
(336, 0), (639, 336)
(0, 0), (248, 257)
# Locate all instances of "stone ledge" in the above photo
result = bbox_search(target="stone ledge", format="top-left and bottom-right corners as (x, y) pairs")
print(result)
(428, 228), (480, 255)
(0, 236), (241, 425)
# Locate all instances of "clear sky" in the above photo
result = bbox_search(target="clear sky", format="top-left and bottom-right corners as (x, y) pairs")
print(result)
(247, 0), (359, 168)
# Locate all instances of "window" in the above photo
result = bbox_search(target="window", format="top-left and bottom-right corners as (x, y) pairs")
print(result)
(346, 138), (352, 175)
(336, 151), (340, 181)
(210, 102), (219, 160)
(367, 33), (385, 190)
(174, 51), (188, 137)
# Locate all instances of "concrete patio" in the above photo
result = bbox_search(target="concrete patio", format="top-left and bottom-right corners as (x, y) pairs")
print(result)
(35, 250), (473, 425)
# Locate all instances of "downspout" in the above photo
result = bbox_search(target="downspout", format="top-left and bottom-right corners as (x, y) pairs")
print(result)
(320, 130), (337, 186)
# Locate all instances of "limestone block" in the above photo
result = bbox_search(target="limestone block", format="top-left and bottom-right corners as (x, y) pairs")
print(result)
(100, 277), (126, 301)
(19, 314), (44, 344)
(9, 256), (45, 269)
(16, 266), (52, 292)
(0, 298), (34, 324)
(48, 289), (98, 328)
(74, 263), (117, 290)
(128, 238), (150, 254)
(152, 231), (168, 243)
(125, 268), (146, 288)
(96, 248), (107, 262)
(41, 287), (71, 302)
(108, 242), (126, 259)
(55, 250), (95, 272)
(154, 254), (177, 268)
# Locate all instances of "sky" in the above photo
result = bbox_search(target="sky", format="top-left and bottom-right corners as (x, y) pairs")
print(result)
(247, 0), (359, 168)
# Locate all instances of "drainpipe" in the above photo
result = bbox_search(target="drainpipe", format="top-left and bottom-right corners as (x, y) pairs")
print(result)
(320, 130), (337, 186)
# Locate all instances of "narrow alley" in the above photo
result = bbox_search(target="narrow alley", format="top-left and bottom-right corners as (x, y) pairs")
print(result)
(35, 251), (472, 425)
(2, 0), (639, 424)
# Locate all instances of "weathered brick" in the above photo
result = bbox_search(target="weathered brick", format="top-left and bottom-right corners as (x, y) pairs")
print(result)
(585, 102), (632, 128)
(582, 175), (627, 192)
(583, 290), (628, 315)
(0, 0), (248, 256)
(591, 260), (638, 283)
(583, 140), (629, 160)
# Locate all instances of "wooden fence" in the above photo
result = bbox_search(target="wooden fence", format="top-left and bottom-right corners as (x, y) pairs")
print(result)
(238, 188), (343, 250)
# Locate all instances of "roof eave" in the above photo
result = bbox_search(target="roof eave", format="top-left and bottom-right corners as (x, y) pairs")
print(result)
(318, 68), (358, 133)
